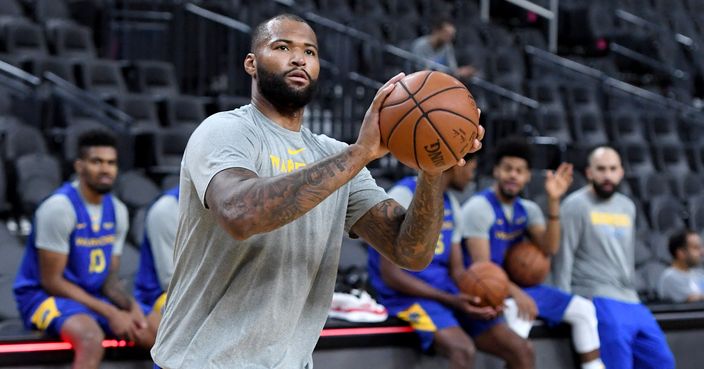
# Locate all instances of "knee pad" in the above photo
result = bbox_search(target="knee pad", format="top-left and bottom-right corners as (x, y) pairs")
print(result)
(563, 296), (600, 353)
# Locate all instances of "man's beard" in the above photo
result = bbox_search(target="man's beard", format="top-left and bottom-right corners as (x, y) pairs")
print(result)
(497, 185), (519, 201)
(591, 180), (618, 199)
(257, 65), (317, 114)
(87, 180), (113, 195)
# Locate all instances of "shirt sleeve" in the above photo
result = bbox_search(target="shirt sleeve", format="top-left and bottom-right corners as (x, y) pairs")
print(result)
(146, 195), (179, 290)
(448, 193), (463, 244)
(34, 195), (76, 254)
(522, 199), (546, 227)
(112, 198), (129, 256)
(345, 166), (391, 234)
(460, 196), (495, 240)
(552, 198), (582, 292)
(185, 112), (260, 208)
(658, 271), (693, 302)
(387, 185), (413, 209)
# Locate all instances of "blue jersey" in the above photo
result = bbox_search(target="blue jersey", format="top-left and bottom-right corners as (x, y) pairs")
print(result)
(134, 186), (179, 310)
(465, 189), (528, 267)
(14, 183), (117, 307)
(368, 177), (458, 303)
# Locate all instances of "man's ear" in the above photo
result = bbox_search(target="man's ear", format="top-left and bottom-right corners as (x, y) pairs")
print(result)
(73, 159), (82, 175)
(244, 53), (256, 77)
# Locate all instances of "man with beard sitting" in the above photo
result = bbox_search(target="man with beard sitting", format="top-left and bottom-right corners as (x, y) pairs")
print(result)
(13, 130), (155, 369)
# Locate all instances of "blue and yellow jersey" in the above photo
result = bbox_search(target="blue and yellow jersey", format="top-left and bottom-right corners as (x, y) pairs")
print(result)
(479, 189), (528, 267)
(134, 186), (179, 313)
(14, 183), (117, 305)
(368, 177), (459, 302)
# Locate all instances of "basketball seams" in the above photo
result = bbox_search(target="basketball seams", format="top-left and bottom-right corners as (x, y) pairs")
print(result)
(386, 79), (421, 148)
(381, 71), (434, 109)
(424, 107), (479, 127)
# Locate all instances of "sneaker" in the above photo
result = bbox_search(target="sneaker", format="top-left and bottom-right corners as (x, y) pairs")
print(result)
(329, 289), (388, 323)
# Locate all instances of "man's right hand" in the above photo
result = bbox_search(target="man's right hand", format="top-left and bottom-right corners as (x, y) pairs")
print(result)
(512, 288), (538, 320)
(354, 72), (405, 163)
(446, 293), (500, 320)
(108, 309), (139, 342)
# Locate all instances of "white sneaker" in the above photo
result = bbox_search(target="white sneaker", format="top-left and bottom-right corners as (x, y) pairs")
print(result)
(329, 289), (388, 323)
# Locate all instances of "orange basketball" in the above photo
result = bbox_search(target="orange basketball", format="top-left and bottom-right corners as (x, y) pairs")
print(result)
(457, 261), (509, 308)
(504, 241), (551, 287)
(378, 71), (479, 172)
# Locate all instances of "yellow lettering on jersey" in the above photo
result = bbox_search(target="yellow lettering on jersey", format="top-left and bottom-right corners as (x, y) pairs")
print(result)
(435, 233), (445, 255)
(270, 154), (306, 174)
(88, 249), (106, 273)
(495, 229), (524, 241)
(75, 235), (116, 247)
(30, 297), (61, 331)
(397, 303), (437, 332)
(590, 212), (631, 227)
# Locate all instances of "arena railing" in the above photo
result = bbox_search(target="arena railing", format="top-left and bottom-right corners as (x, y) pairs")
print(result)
(525, 45), (704, 121)
(481, 0), (560, 53)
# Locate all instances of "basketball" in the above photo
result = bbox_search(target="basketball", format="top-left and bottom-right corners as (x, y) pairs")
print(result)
(504, 240), (551, 287)
(378, 71), (480, 172)
(457, 261), (509, 308)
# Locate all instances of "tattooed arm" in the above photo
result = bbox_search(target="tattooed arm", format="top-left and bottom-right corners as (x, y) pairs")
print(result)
(351, 172), (444, 271)
(206, 144), (376, 241)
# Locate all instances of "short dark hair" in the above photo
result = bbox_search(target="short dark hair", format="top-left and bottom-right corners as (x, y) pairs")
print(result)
(431, 16), (453, 31)
(668, 229), (696, 258)
(250, 13), (310, 52)
(77, 129), (117, 159)
(494, 136), (532, 168)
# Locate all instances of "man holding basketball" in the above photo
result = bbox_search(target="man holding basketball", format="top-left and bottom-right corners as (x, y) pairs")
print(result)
(150, 13), (484, 369)
(368, 155), (535, 369)
(461, 138), (605, 369)
(554, 146), (674, 369)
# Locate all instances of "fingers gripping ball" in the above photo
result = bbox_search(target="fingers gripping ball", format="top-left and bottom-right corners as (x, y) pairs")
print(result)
(504, 241), (551, 287)
(378, 71), (480, 172)
(457, 261), (510, 308)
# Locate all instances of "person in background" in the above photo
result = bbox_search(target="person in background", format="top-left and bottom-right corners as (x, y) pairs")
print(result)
(411, 16), (476, 79)
(134, 186), (179, 338)
(658, 229), (704, 303)
(13, 130), (155, 369)
(554, 145), (675, 369)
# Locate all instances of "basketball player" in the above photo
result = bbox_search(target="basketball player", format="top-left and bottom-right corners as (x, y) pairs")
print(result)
(658, 229), (704, 303)
(150, 14), (485, 369)
(369, 155), (536, 369)
(554, 146), (675, 369)
(13, 130), (155, 369)
(461, 138), (605, 369)
(134, 186), (179, 338)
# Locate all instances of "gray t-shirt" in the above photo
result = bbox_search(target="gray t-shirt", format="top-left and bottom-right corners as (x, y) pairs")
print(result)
(145, 194), (178, 290)
(460, 193), (545, 240)
(658, 267), (704, 303)
(34, 181), (128, 256)
(151, 104), (389, 369)
(410, 35), (458, 71)
(389, 182), (464, 244)
(553, 187), (639, 303)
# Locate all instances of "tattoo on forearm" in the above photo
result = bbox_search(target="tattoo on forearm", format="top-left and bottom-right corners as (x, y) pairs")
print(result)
(355, 173), (444, 268)
(102, 274), (132, 310)
(219, 148), (363, 235)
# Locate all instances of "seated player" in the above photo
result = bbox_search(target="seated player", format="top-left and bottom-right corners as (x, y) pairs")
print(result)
(134, 186), (179, 336)
(13, 130), (155, 369)
(369, 155), (535, 369)
(658, 229), (704, 303)
(461, 138), (604, 369)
